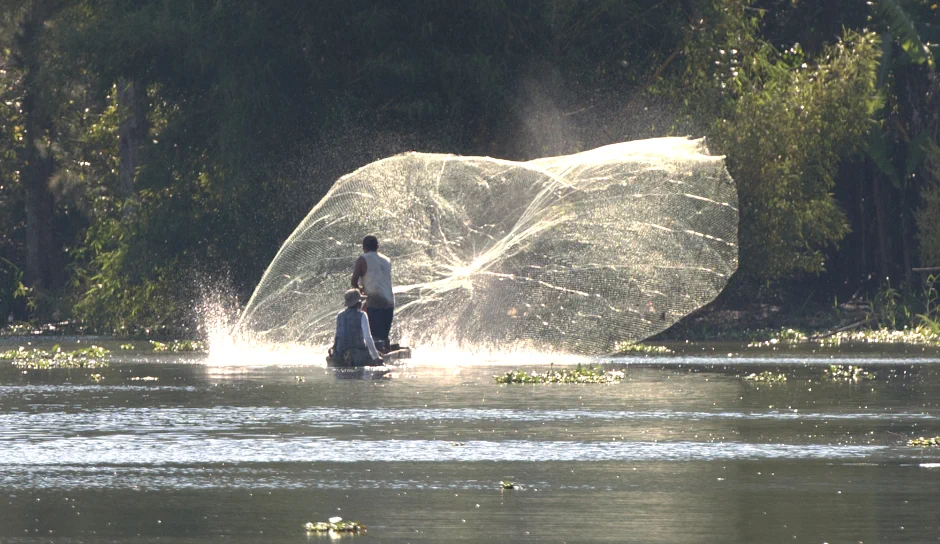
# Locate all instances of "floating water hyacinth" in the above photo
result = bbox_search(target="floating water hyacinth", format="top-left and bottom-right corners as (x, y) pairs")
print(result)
(303, 517), (365, 533)
(823, 364), (872, 382)
(0, 345), (110, 369)
(150, 340), (205, 353)
(818, 326), (940, 346)
(908, 436), (940, 447)
(746, 328), (809, 348)
(742, 371), (788, 383)
(494, 364), (625, 384)
(614, 342), (674, 354)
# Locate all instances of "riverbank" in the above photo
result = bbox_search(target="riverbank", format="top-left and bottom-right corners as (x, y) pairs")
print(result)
(3, 297), (939, 351)
(652, 298), (940, 348)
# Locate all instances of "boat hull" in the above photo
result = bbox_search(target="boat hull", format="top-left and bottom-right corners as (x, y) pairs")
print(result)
(325, 345), (412, 368)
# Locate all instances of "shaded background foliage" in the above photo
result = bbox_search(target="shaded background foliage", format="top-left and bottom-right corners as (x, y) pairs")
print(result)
(0, 0), (937, 334)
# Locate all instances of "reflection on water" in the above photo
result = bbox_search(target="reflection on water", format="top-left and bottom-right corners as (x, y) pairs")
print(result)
(0, 338), (939, 543)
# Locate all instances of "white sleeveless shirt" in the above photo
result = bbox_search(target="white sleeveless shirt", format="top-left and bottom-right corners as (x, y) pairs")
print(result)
(361, 251), (394, 308)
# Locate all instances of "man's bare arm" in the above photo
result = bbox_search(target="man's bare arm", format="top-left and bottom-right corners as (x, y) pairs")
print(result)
(351, 256), (367, 289)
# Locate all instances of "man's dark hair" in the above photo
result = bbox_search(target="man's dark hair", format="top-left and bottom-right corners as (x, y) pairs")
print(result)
(362, 235), (379, 251)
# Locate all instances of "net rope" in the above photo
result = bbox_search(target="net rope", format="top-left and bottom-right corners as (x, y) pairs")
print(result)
(237, 137), (738, 354)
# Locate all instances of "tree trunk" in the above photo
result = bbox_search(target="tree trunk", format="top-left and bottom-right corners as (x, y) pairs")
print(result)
(857, 161), (867, 280)
(19, 2), (58, 295)
(117, 78), (147, 215)
(871, 168), (890, 282)
(22, 143), (55, 291)
(901, 207), (913, 284)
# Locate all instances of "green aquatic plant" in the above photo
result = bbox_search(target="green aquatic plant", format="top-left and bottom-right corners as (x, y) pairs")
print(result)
(872, 280), (905, 330)
(831, 275), (940, 343)
(150, 340), (205, 353)
(817, 325), (940, 346)
(614, 342), (674, 355)
(0, 321), (37, 336)
(823, 364), (873, 382)
(908, 436), (940, 447)
(89, 373), (104, 382)
(500, 481), (515, 489)
(915, 274), (940, 335)
(119, 344), (135, 350)
(494, 364), (625, 384)
(742, 371), (787, 383)
(746, 328), (808, 348)
(304, 517), (365, 533)
(0, 345), (111, 369)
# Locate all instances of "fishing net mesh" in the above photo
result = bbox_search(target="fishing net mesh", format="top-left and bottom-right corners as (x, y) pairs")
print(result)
(237, 137), (738, 354)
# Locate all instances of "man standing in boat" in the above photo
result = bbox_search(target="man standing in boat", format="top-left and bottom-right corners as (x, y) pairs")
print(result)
(351, 235), (395, 352)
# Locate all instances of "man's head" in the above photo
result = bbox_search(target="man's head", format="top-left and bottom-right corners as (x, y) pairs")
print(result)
(362, 235), (379, 252)
(344, 289), (363, 308)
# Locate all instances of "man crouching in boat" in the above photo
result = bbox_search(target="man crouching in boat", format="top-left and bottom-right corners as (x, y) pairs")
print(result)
(328, 289), (384, 367)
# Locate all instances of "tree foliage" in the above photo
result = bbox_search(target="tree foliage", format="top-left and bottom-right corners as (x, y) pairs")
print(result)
(915, 141), (940, 267)
(709, 31), (882, 282)
(0, 0), (935, 331)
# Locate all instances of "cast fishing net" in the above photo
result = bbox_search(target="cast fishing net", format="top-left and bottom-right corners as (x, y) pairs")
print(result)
(237, 137), (737, 354)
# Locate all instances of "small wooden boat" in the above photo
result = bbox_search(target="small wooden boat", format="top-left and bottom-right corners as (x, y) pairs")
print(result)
(325, 343), (411, 379)
(381, 343), (412, 362)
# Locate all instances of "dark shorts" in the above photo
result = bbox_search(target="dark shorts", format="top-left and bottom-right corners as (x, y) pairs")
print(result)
(366, 306), (394, 347)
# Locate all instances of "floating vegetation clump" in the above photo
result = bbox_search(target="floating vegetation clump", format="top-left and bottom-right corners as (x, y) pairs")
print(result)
(818, 326), (940, 347)
(615, 342), (674, 355)
(0, 345), (110, 369)
(501, 481), (516, 489)
(823, 364), (873, 382)
(90, 373), (104, 382)
(150, 340), (205, 353)
(120, 344), (135, 350)
(908, 436), (940, 447)
(304, 517), (365, 534)
(741, 325), (940, 348)
(0, 320), (83, 336)
(494, 364), (624, 384)
(742, 371), (788, 383)
(0, 322), (36, 336)
(746, 328), (809, 348)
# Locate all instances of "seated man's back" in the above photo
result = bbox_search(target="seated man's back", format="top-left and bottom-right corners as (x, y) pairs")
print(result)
(331, 289), (382, 366)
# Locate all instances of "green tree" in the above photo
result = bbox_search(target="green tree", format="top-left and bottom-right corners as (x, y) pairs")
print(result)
(704, 30), (882, 287)
(864, 0), (938, 280)
(0, 38), (28, 319)
(915, 141), (940, 267)
(4, 0), (61, 311)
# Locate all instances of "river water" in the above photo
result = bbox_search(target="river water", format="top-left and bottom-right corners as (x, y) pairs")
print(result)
(1, 339), (939, 543)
